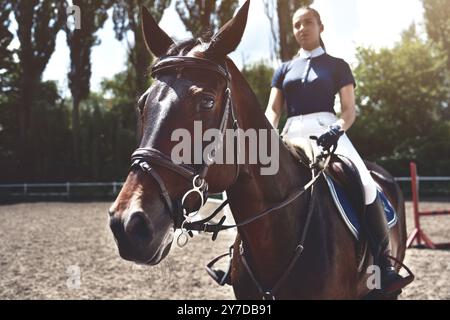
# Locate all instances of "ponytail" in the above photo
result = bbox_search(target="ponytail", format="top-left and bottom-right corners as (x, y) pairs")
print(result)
(319, 36), (326, 51)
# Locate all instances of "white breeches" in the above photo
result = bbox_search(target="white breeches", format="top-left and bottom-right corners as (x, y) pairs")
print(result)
(282, 112), (377, 205)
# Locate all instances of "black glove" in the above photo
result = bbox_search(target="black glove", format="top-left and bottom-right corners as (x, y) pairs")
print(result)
(311, 124), (344, 151)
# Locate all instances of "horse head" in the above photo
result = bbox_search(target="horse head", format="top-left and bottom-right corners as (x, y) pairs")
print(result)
(109, 1), (250, 265)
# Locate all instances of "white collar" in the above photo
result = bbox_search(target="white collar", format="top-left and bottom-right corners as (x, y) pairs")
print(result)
(298, 47), (325, 59)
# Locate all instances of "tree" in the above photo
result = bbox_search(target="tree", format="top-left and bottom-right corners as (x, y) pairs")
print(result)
(422, 0), (450, 121)
(0, 2), (21, 181)
(0, 1), (17, 124)
(13, 0), (67, 173)
(422, 0), (450, 69)
(112, 0), (171, 100)
(350, 28), (450, 176)
(242, 60), (274, 111)
(0, 1), (14, 87)
(65, 0), (111, 167)
(263, 0), (313, 62)
(175, 0), (238, 37)
(241, 60), (291, 130)
(30, 81), (71, 181)
(100, 69), (138, 173)
(72, 87), (137, 181)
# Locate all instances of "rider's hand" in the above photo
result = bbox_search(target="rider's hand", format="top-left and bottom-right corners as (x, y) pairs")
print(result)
(311, 124), (344, 151)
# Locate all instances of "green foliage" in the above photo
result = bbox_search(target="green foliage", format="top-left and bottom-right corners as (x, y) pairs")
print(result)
(0, 2), (18, 174)
(0, 94), (18, 166)
(112, 0), (171, 99)
(0, 81), (72, 182)
(14, 0), (67, 77)
(241, 60), (290, 130)
(112, 0), (169, 41)
(66, 0), (111, 103)
(350, 29), (450, 176)
(12, 0), (67, 176)
(422, 0), (450, 68)
(242, 60), (274, 111)
(30, 81), (72, 180)
(77, 93), (137, 181)
(65, 0), (112, 166)
(175, 0), (239, 37)
(0, 1), (14, 90)
(100, 69), (139, 146)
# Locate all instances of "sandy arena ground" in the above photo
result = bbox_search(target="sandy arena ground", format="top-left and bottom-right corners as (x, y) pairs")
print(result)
(0, 200), (448, 300)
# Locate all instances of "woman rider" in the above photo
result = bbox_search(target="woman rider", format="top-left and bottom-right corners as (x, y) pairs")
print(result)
(265, 6), (412, 294)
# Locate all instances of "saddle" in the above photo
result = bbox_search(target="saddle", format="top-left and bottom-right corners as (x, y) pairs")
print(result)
(205, 137), (399, 287)
(283, 137), (398, 240)
(283, 137), (365, 218)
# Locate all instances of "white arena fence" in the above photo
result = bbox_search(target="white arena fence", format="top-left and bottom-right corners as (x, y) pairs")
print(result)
(0, 177), (449, 201)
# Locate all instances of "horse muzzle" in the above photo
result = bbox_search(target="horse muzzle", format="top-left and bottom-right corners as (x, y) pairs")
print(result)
(109, 207), (174, 264)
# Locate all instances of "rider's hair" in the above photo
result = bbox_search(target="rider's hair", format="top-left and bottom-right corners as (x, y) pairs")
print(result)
(293, 7), (325, 50)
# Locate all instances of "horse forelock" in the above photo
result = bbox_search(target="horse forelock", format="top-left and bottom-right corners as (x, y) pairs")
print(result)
(148, 34), (229, 74)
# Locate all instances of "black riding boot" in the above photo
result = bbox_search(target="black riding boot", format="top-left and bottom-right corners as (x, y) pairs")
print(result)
(365, 194), (412, 294)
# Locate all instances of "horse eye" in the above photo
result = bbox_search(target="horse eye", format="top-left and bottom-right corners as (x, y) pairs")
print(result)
(199, 96), (215, 110)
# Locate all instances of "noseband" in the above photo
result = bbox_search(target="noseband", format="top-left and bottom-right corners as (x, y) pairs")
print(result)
(130, 56), (240, 234)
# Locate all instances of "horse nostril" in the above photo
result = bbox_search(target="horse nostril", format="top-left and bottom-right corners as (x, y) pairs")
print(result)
(125, 212), (153, 244)
(110, 216), (124, 235)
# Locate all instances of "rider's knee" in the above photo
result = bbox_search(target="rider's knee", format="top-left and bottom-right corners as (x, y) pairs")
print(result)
(362, 180), (377, 205)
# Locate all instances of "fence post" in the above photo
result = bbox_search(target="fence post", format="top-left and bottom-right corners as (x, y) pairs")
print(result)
(24, 183), (27, 196)
(66, 182), (70, 199)
(407, 162), (450, 249)
(113, 182), (117, 195)
(410, 162), (421, 243)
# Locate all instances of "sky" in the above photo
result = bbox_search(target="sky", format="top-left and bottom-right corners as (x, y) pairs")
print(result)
(39, 0), (425, 96)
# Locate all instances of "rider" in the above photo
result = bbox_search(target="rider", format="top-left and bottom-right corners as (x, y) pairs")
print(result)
(264, 6), (412, 294)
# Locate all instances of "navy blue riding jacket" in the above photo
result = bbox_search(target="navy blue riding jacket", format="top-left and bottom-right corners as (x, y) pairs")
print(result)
(271, 49), (356, 117)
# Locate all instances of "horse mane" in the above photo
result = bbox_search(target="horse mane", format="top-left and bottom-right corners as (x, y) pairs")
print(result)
(281, 138), (312, 167)
(166, 38), (200, 56)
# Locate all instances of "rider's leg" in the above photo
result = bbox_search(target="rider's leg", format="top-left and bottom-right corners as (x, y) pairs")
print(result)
(334, 134), (413, 293)
(284, 112), (412, 293)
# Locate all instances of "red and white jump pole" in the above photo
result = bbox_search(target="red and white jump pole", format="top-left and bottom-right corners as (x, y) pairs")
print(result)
(406, 162), (450, 249)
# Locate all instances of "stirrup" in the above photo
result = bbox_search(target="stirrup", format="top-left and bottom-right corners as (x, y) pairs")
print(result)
(205, 246), (233, 286)
(381, 254), (415, 294)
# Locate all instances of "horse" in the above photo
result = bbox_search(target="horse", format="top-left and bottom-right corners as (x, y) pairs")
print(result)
(108, 0), (409, 299)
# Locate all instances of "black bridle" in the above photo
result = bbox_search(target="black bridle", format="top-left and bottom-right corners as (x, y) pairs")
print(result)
(130, 56), (240, 234)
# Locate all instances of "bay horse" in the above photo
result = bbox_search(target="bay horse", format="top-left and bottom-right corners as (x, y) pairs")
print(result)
(108, 0), (409, 299)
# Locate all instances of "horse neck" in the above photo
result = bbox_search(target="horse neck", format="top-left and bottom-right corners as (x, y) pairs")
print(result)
(224, 59), (313, 281)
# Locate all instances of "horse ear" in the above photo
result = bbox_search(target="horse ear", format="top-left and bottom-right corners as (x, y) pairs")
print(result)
(205, 0), (250, 58)
(141, 6), (174, 57)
